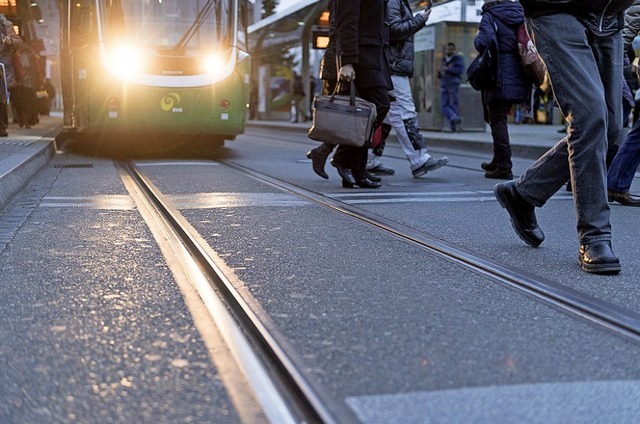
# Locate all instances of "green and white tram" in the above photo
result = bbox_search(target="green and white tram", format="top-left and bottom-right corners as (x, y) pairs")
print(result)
(60, 0), (250, 146)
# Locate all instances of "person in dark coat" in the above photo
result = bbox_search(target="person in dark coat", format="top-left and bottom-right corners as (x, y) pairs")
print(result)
(306, 0), (337, 180)
(331, 0), (393, 188)
(475, 0), (532, 180)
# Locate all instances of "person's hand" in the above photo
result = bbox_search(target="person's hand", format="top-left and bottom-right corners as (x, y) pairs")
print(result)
(339, 64), (355, 81)
(422, 9), (431, 20)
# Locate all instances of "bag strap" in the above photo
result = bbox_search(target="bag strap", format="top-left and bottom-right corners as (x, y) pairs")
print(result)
(329, 79), (358, 106)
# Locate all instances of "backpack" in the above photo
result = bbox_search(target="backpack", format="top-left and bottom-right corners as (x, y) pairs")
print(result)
(517, 24), (546, 87)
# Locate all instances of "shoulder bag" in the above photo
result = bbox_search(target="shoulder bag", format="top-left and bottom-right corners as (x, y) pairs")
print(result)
(308, 80), (377, 147)
(517, 23), (546, 87)
(467, 21), (498, 91)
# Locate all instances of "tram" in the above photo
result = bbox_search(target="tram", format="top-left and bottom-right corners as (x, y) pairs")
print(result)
(59, 0), (251, 146)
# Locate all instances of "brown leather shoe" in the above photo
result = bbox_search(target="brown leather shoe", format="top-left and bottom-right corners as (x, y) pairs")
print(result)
(607, 190), (640, 207)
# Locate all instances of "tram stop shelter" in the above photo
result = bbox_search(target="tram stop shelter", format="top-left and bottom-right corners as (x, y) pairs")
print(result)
(248, 1), (485, 131)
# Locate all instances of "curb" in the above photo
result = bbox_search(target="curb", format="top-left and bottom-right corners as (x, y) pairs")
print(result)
(0, 140), (56, 210)
(246, 121), (552, 161)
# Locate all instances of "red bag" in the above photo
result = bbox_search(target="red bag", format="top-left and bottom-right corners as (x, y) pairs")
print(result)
(370, 124), (383, 149)
(517, 24), (546, 87)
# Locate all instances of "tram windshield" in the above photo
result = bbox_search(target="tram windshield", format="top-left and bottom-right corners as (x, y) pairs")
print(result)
(100, 0), (233, 54)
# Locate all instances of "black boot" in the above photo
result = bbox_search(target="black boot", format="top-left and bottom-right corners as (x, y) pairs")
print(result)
(306, 143), (334, 179)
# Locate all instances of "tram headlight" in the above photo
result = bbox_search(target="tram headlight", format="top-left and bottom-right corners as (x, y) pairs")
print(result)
(106, 46), (144, 78)
(200, 53), (226, 77)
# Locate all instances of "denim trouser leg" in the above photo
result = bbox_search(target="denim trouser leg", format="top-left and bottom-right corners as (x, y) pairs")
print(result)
(387, 75), (428, 166)
(441, 85), (459, 123)
(607, 118), (640, 192)
(516, 14), (621, 245)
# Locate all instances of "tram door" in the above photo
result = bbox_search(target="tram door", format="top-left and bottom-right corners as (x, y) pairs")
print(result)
(63, 0), (97, 130)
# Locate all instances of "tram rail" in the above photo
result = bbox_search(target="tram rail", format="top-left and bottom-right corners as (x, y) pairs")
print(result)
(120, 162), (354, 424)
(219, 159), (640, 344)
(119, 155), (640, 423)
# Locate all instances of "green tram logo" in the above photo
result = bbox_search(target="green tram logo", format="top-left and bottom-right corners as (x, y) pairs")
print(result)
(161, 92), (183, 113)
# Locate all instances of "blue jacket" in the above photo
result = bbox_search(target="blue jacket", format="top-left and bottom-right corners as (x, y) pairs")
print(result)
(440, 53), (465, 88)
(474, 1), (531, 103)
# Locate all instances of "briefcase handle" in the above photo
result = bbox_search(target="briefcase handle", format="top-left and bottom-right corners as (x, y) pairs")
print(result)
(330, 79), (358, 106)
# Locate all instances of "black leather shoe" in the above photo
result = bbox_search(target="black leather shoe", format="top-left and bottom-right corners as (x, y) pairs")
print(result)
(485, 167), (513, 180)
(368, 164), (395, 175)
(365, 171), (382, 182)
(354, 178), (381, 189)
(331, 161), (355, 185)
(494, 181), (545, 247)
(608, 190), (640, 206)
(306, 149), (329, 180)
(481, 161), (497, 172)
(579, 241), (621, 274)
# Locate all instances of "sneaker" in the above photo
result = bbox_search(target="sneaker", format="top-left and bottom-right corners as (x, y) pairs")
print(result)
(412, 156), (449, 178)
(368, 164), (395, 175)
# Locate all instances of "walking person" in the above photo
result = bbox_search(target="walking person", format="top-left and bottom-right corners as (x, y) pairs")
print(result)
(438, 42), (465, 132)
(0, 14), (21, 137)
(494, 0), (634, 274)
(291, 71), (308, 123)
(330, 0), (393, 189)
(608, 0), (640, 207)
(306, 0), (337, 180)
(476, 0), (533, 180)
(368, 0), (449, 178)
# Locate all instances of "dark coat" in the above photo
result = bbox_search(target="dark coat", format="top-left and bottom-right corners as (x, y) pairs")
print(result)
(475, 1), (531, 103)
(335, 0), (393, 89)
(387, 0), (427, 78)
(520, 0), (635, 36)
(319, 0), (337, 83)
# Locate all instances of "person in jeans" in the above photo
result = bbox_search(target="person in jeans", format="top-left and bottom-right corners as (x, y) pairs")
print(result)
(608, 0), (640, 207)
(475, 0), (533, 180)
(438, 42), (465, 132)
(494, 0), (634, 274)
(367, 0), (449, 179)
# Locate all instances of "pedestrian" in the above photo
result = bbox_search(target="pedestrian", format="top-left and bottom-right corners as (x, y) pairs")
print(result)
(329, 0), (393, 189)
(494, 0), (634, 275)
(306, 0), (337, 180)
(291, 71), (308, 123)
(607, 0), (640, 207)
(475, 0), (533, 180)
(367, 0), (449, 179)
(0, 14), (21, 137)
(438, 42), (464, 132)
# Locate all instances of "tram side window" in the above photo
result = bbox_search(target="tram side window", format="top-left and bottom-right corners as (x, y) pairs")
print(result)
(70, 0), (97, 47)
(238, 0), (248, 50)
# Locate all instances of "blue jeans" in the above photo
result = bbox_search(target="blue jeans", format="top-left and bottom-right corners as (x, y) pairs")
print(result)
(440, 85), (460, 126)
(608, 118), (640, 193)
(515, 14), (622, 245)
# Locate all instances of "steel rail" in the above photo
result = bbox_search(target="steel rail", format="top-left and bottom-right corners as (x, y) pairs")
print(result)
(122, 163), (357, 424)
(221, 159), (640, 343)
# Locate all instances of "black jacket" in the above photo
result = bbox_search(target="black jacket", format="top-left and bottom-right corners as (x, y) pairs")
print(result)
(520, 0), (635, 35)
(387, 0), (427, 78)
(335, 0), (393, 89)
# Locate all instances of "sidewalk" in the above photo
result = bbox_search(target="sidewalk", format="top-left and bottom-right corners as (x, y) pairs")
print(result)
(0, 113), (61, 210)
(247, 119), (564, 160)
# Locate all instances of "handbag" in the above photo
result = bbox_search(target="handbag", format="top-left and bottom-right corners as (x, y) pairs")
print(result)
(308, 80), (377, 147)
(467, 22), (498, 91)
(517, 24), (546, 87)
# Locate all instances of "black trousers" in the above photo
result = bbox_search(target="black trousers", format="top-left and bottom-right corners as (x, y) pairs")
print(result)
(486, 99), (513, 170)
(332, 83), (390, 179)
